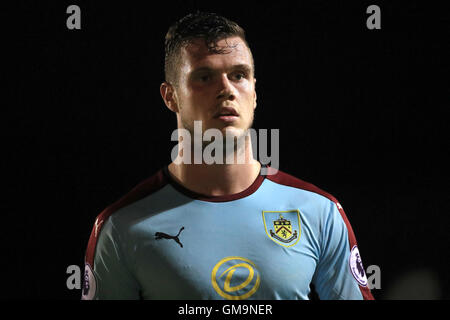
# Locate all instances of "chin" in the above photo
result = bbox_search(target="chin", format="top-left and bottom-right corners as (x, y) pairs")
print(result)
(222, 126), (250, 139)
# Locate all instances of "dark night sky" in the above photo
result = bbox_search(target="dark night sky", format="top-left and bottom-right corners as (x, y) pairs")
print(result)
(3, 1), (449, 299)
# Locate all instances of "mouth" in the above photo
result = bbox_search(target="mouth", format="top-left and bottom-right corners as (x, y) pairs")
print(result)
(214, 106), (239, 121)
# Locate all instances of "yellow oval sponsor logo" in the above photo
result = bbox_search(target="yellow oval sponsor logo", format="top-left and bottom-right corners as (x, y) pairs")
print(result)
(211, 256), (260, 300)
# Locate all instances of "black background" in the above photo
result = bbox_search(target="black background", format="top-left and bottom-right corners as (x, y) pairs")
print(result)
(3, 0), (449, 299)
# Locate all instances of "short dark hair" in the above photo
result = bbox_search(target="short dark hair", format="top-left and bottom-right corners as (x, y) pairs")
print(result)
(164, 11), (252, 86)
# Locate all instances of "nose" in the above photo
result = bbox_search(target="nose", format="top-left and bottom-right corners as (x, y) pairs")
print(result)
(216, 74), (235, 101)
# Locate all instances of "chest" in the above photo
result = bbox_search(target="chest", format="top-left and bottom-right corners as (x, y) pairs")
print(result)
(131, 203), (320, 299)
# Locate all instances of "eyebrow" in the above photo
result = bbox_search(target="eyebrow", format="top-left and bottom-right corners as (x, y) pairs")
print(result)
(190, 64), (253, 76)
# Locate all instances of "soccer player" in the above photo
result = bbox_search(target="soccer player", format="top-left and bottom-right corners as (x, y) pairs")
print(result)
(82, 12), (374, 300)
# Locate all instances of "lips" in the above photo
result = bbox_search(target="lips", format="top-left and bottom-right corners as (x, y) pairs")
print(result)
(214, 106), (239, 118)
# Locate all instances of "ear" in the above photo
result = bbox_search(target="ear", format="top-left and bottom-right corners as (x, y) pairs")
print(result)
(160, 82), (179, 113)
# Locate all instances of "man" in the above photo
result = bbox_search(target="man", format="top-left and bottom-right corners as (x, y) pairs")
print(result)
(82, 12), (374, 300)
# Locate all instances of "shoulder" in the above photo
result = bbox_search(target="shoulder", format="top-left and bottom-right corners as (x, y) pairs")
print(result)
(265, 168), (359, 247)
(265, 167), (341, 207)
(96, 168), (169, 224)
(85, 168), (169, 265)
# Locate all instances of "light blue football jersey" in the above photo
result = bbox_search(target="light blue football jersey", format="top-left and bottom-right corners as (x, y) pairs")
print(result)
(82, 165), (373, 300)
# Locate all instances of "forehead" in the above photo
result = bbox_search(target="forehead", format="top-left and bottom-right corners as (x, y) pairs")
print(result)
(180, 36), (253, 71)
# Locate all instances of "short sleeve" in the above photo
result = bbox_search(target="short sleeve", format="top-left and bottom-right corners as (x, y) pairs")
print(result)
(312, 200), (374, 300)
(82, 217), (141, 300)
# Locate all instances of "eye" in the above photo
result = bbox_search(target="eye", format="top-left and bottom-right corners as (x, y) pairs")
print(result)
(200, 74), (210, 82)
(192, 71), (213, 83)
(232, 72), (246, 81)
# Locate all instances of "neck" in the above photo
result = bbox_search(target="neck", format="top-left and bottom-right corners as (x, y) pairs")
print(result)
(168, 137), (261, 196)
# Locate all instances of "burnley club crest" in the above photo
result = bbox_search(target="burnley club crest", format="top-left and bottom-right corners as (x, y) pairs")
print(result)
(262, 210), (301, 247)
